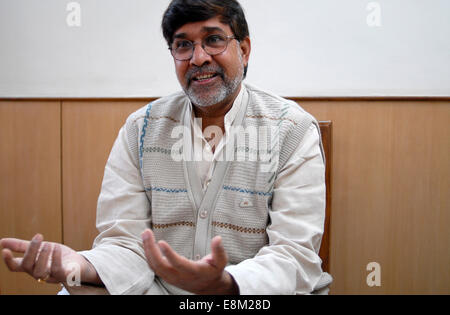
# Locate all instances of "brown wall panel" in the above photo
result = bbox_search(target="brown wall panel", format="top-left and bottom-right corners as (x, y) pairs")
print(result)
(0, 101), (62, 294)
(299, 100), (450, 294)
(1, 99), (448, 295)
(62, 101), (147, 252)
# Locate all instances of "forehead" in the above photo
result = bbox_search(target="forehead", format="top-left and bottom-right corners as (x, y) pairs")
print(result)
(173, 16), (232, 38)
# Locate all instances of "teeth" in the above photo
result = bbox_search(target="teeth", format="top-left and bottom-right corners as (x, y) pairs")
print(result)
(195, 74), (215, 80)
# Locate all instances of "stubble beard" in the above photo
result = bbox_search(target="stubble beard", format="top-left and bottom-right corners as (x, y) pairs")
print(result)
(184, 53), (245, 108)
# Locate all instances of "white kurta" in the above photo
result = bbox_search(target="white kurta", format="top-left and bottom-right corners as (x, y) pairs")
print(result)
(187, 85), (328, 294)
(63, 83), (331, 295)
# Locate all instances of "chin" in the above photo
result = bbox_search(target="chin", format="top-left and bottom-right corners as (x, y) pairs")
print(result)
(187, 88), (228, 108)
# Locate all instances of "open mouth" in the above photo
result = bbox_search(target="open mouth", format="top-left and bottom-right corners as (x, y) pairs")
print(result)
(191, 72), (219, 82)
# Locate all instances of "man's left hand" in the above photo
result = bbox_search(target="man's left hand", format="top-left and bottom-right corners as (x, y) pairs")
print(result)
(141, 229), (238, 295)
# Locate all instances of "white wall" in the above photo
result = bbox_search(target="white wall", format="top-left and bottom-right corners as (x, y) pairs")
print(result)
(0, 0), (449, 98)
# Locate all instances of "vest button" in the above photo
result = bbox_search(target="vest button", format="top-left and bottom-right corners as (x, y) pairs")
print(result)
(199, 210), (208, 219)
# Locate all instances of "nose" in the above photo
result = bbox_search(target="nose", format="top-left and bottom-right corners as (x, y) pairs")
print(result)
(190, 43), (212, 67)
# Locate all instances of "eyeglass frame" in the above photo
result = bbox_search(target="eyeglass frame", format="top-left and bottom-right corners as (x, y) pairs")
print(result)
(169, 34), (239, 61)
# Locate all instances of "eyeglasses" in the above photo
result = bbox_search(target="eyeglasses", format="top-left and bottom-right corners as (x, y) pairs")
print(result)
(169, 34), (237, 61)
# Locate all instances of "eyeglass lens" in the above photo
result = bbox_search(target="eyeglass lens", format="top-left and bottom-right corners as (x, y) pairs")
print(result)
(172, 34), (231, 60)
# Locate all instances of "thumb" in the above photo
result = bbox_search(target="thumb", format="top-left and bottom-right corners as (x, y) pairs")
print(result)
(211, 236), (227, 270)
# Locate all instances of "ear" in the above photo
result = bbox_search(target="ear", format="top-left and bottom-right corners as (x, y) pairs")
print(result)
(239, 36), (251, 67)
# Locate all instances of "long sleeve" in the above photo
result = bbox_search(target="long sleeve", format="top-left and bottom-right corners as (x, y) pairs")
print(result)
(76, 114), (155, 295)
(225, 124), (327, 294)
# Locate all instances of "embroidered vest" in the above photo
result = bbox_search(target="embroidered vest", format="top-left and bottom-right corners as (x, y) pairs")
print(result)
(126, 83), (319, 271)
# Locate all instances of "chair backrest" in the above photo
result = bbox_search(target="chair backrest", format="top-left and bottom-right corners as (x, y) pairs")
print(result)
(318, 121), (332, 273)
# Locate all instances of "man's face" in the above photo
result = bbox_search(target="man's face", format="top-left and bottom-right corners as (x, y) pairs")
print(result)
(171, 16), (251, 108)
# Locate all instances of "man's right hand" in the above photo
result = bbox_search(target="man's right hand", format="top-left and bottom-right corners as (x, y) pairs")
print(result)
(0, 234), (102, 286)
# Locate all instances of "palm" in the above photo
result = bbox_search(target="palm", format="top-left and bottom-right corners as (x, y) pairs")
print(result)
(46, 242), (84, 283)
(1, 236), (87, 284)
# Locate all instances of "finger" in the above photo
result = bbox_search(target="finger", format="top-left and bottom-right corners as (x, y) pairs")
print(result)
(21, 234), (43, 274)
(210, 236), (227, 270)
(0, 238), (31, 253)
(33, 242), (52, 279)
(158, 240), (193, 272)
(142, 229), (170, 271)
(2, 248), (24, 272)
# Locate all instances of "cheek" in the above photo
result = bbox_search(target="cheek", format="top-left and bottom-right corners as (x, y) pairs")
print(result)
(218, 49), (244, 78)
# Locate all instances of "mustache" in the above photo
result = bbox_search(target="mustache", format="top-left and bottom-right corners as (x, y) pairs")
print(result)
(185, 65), (225, 85)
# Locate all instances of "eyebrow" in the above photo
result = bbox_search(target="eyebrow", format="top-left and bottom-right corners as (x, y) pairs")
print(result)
(173, 26), (226, 40)
(202, 26), (226, 34)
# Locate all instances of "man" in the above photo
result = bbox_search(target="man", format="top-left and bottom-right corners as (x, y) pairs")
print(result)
(0, 0), (332, 295)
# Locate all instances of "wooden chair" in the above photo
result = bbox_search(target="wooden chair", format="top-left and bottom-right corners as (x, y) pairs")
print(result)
(318, 121), (332, 273)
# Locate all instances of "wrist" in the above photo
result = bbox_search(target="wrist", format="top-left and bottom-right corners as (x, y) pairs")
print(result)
(80, 255), (103, 285)
(226, 272), (240, 295)
(215, 271), (239, 295)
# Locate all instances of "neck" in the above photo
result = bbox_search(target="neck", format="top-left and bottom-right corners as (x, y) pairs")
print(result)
(192, 84), (241, 133)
